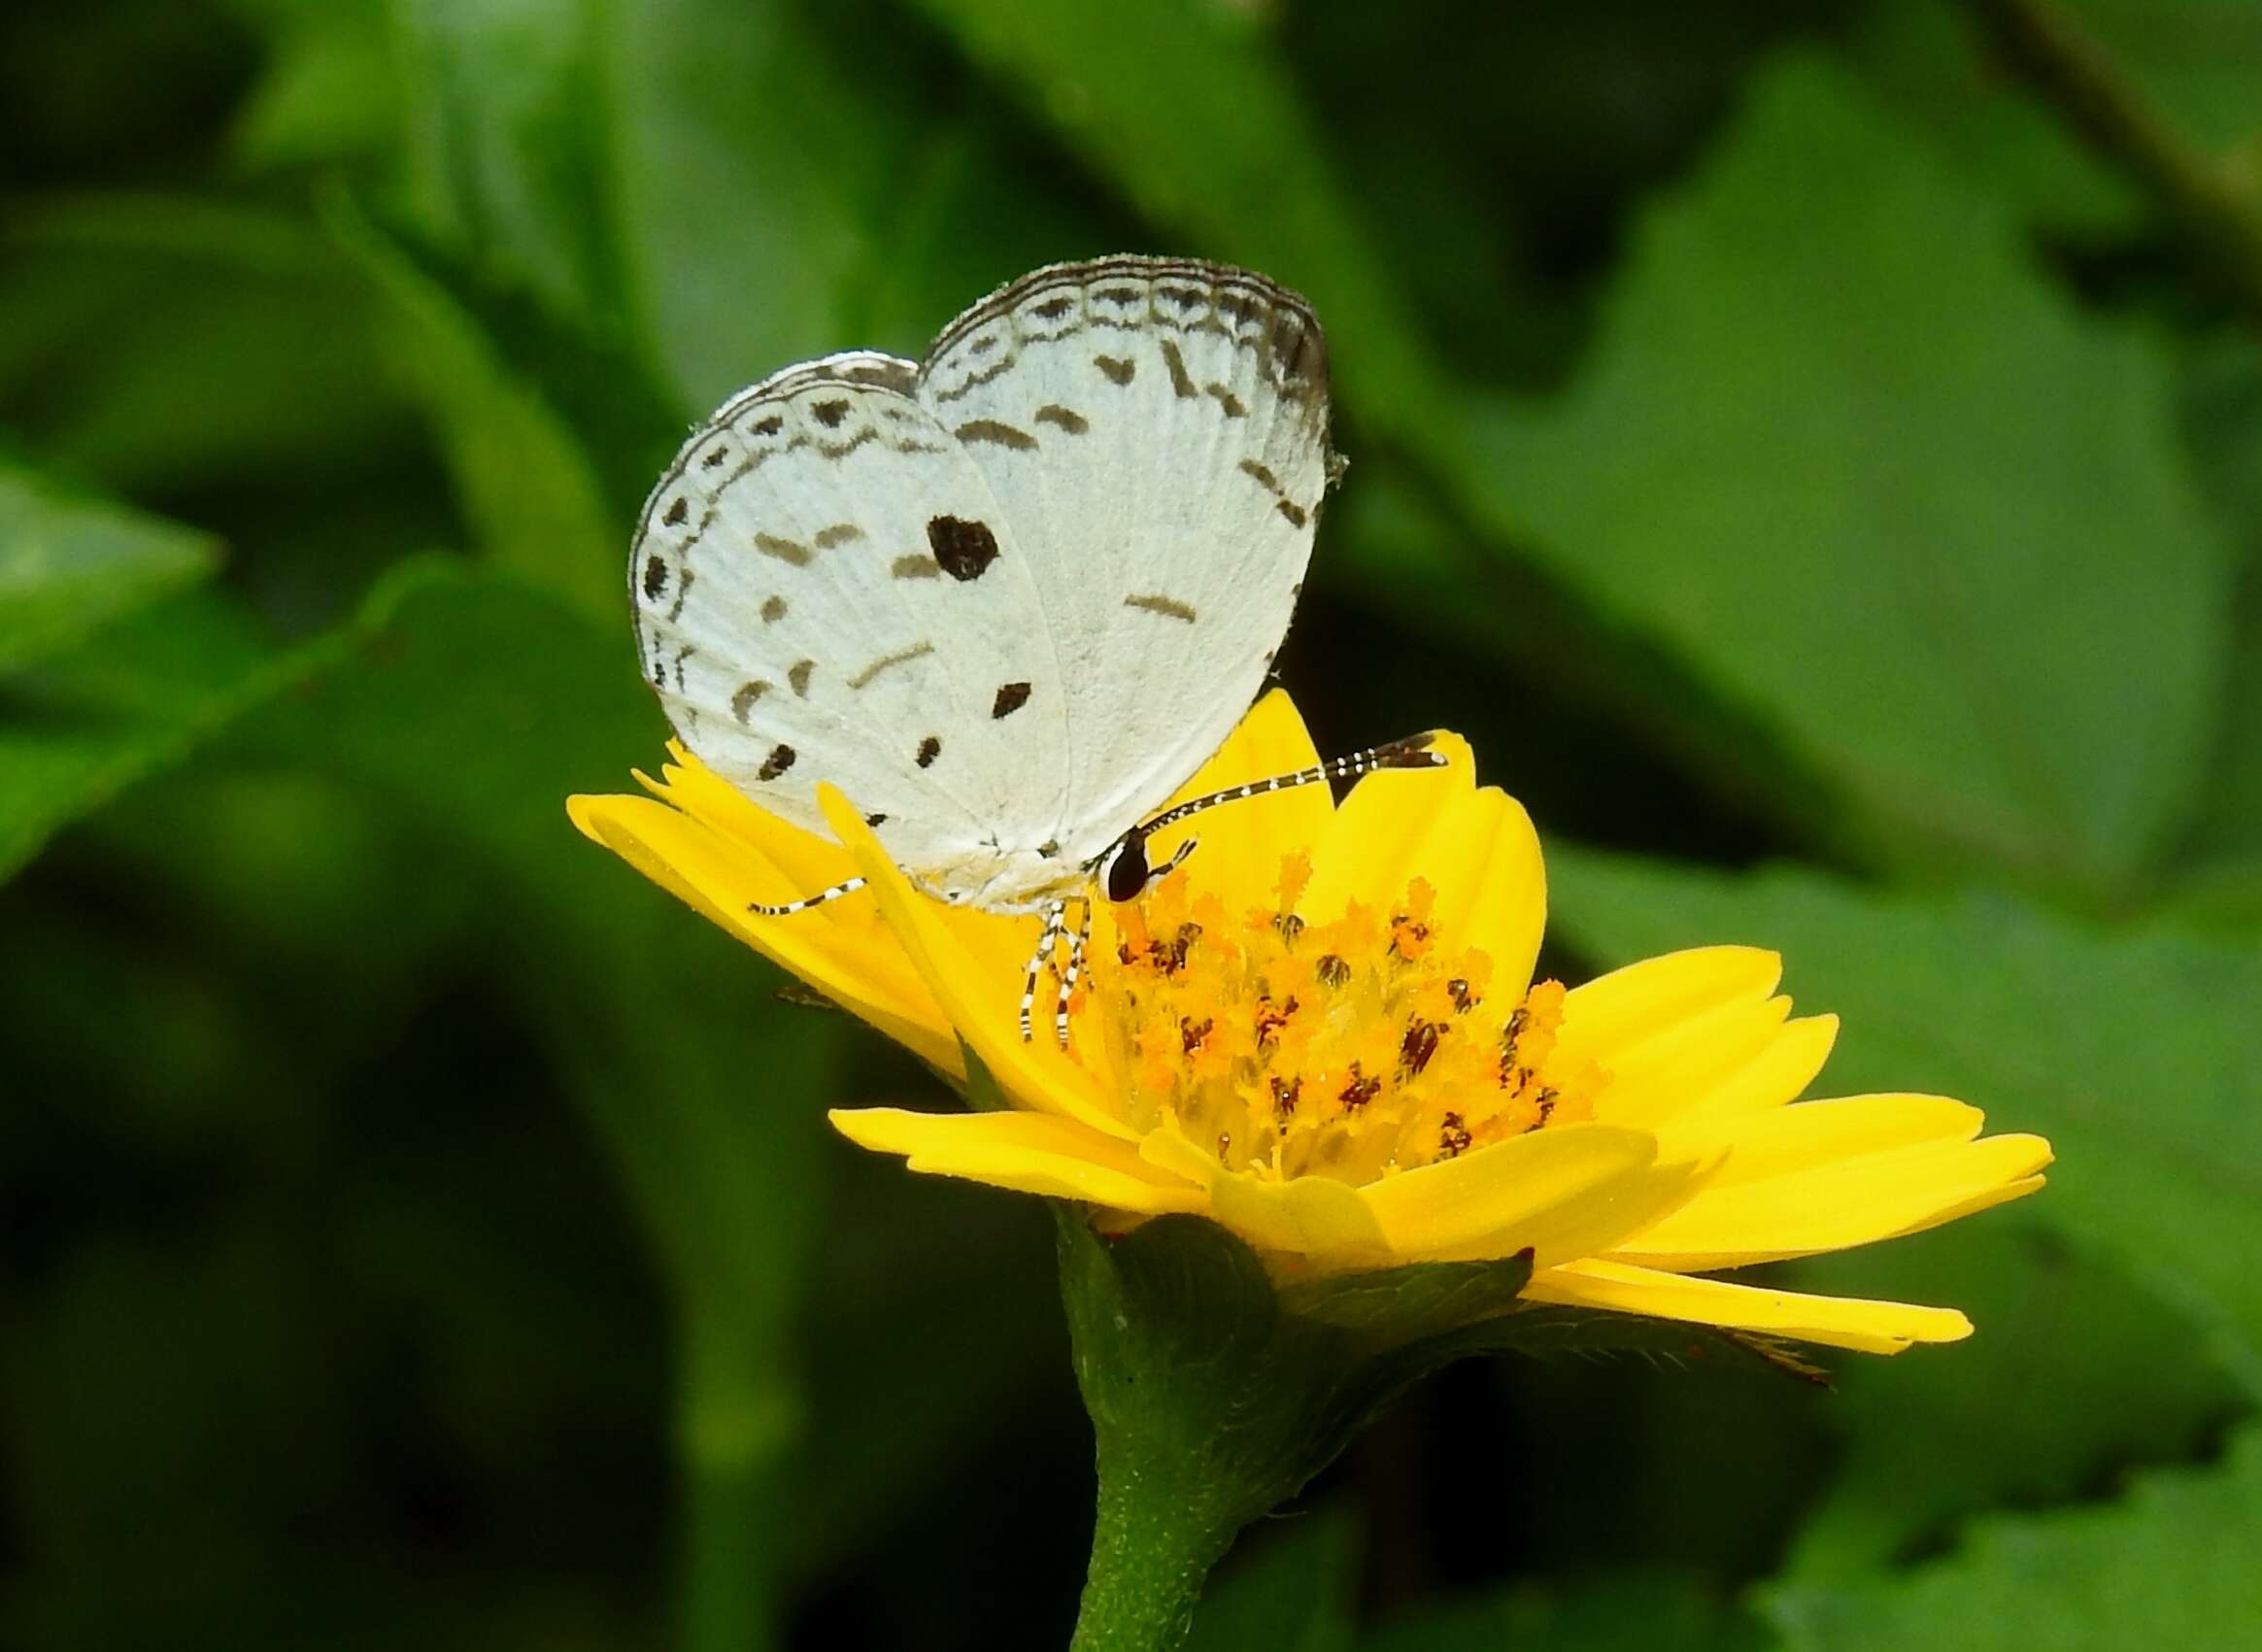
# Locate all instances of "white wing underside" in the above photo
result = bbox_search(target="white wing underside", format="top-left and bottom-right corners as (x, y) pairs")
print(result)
(630, 257), (1332, 910)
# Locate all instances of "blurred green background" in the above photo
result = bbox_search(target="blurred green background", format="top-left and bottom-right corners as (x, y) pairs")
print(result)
(5, 0), (2260, 1647)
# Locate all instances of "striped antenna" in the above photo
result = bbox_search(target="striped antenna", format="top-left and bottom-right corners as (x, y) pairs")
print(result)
(1134, 732), (1445, 837)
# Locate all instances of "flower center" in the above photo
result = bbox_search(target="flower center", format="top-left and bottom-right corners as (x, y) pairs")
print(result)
(1081, 853), (1605, 1186)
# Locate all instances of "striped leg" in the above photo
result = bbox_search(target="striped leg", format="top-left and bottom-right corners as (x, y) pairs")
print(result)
(1150, 835), (1199, 882)
(1052, 898), (1097, 1047)
(1134, 732), (1446, 837)
(749, 876), (868, 917)
(1018, 899), (1067, 1043)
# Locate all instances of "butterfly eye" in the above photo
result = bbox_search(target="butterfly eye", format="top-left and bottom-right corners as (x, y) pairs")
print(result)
(1100, 832), (1150, 904)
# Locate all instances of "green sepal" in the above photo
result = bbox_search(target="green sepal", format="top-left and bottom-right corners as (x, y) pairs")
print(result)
(959, 1037), (1014, 1112)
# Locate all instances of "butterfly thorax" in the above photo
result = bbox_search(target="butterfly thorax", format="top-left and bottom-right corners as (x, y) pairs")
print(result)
(906, 837), (1105, 914)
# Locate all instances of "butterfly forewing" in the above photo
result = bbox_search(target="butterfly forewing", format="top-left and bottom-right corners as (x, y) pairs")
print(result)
(631, 352), (1071, 875)
(917, 258), (1331, 864)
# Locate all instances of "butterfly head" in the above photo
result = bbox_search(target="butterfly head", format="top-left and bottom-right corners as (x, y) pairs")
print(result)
(1096, 829), (1152, 904)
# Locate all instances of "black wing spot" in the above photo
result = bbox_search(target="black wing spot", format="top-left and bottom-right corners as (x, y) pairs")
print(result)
(916, 735), (941, 768)
(642, 556), (669, 599)
(701, 446), (730, 468)
(1033, 295), (1076, 320)
(928, 516), (999, 581)
(814, 523), (863, 548)
(758, 744), (796, 782)
(731, 681), (769, 723)
(752, 415), (784, 436)
(848, 642), (935, 690)
(1034, 404), (1088, 434)
(892, 555), (941, 580)
(1094, 354), (1135, 386)
(955, 419), (1037, 451)
(812, 398), (850, 428)
(992, 681), (1031, 719)
(866, 812), (890, 827)
(662, 497), (689, 526)
(761, 594), (786, 624)
(1276, 498), (1308, 528)
(789, 659), (815, 697)
(1160, 339), (1199, 398)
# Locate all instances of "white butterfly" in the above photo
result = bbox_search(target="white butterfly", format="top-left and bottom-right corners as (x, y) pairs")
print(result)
(629, 255), (1438, 1040)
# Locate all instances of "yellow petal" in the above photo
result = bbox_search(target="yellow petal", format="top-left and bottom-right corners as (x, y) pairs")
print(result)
(831, 1107), (1207, 1213)
(1355, 1124), (1701, 1266)
(1300, 732), (1475, 919)
(1454, 790), (1548, 1005)
(1139, 1129), (1393, 1269)
(647, 742), (863, 893)
(1147, 689), (1332, 904)
(1523, 1257), (1973, 1354)
(1590, 993), (1799, 1129)
(1663, 1092), (1986, 1181)
(1560, 946), (1780, 1060)
(815, 785), (1138, 1141)
(1617, 1096), (2053, 1268)
(1561, 947), (1814, 1129)
(1670, 1012), (1840, 1123)
(566, 793), (961, 1073)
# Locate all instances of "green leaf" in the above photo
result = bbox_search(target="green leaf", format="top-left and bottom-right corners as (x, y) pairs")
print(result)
(605, 0), (909, 414)
(1473, 55), (2235, 894)
(1547, 842), (2262, 1394)
(326, 199), (619, 617)
(0, 590), (292, 884)
(1765, 1424), (2262, 1651)
(1851, 0), (2262, 239)
(226, 559), (842, 1645)
(1776, 1224), (2249, 1581)
(221, 0), (401, 174)
(0, 460), (217, 671)
(2175, 333), (2262, 914)
(0, 195), (409, 498)
(904, 0), (1438, 414)
(391, 0), (617, 328)
(1367, 1569), (1761, 1652)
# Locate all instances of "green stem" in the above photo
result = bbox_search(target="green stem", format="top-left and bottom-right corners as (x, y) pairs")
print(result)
(1040, 1191), (1534, 1652)
(1969, 0), (2262, 327)
(1069, 1453), (1245, 1652)
(677, 1314), (799, 1652)
(681, 1447), (777, 1652)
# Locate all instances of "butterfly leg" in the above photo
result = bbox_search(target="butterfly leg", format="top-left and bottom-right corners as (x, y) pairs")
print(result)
(1053, 897), (1096, 1048)
(748, 876), (868, 917)
(1018, 899), (1067, 1042)
(1150, 835), (1199, 885)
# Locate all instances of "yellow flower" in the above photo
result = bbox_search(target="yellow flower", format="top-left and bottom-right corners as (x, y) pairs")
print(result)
(569, 691), (2049, 1355)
